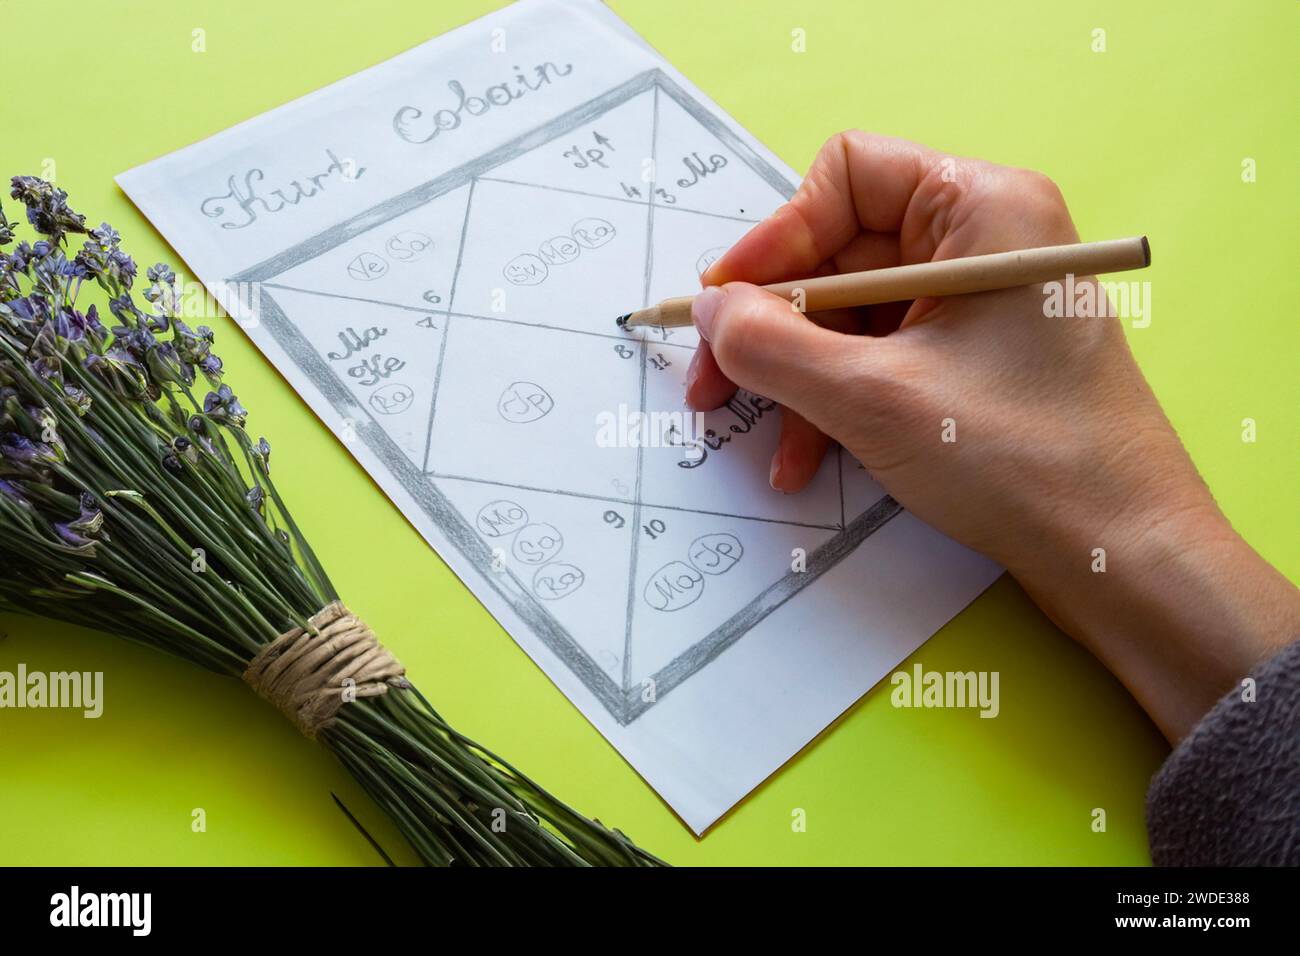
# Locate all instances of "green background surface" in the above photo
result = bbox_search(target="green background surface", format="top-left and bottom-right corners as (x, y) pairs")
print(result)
(1, 0), (1295, 866)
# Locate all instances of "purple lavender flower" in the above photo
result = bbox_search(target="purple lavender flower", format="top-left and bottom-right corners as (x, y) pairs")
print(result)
(31, 355), (62, 381)
(54, 522), (96, 550)
(203, 384), (247, 428)
(172, 320), (222, 386)
(69, 492), (103, 535)
(106, 249), (136, 289)
(171, 435), (198, 466)
(198, 353), (223, 384)
(10, 176), (87, 241)
(63, 385), (91, 416)
(107, 292), (142, 326)
(53, 496), (104, 553)
(0, 432), (40, 462)
(9, 177), (44, 204)
(74, 239), (107, 280)
(146, 262), (176, 286)
(0, 478), (30, 507)
(0, 203), (15, 246)
(7, 294), (44, 326)
(90, 222), (120, 248)
(9, 240), (32, 273)
(145, 341), (191, 386)
(0, 432), (59, 471)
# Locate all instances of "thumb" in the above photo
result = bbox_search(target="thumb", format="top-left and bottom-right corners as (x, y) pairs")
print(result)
(692, 282), (862, 415)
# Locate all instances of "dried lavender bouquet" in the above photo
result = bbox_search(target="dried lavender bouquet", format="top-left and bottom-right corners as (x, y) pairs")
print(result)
(0, 177), (664, 866)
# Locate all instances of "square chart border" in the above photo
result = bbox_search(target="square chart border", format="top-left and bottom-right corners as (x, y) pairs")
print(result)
(233, 68), (902, 725)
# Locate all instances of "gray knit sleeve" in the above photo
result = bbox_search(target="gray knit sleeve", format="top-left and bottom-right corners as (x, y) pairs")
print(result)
(1146, 637), (1300, 865)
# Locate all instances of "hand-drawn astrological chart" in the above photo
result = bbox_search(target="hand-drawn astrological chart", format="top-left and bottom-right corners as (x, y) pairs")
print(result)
(239, 69), (902, 724)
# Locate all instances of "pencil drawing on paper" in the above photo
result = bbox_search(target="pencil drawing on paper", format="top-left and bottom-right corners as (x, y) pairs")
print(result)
(232, 69), (902, 724)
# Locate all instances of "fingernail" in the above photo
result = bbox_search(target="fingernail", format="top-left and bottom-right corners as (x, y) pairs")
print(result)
(769, 449), (784, 491)
(684, 349), (701, 397)
(692, 286), (725, 342)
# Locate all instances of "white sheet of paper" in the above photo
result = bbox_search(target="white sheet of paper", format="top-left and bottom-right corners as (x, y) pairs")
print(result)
(117, 0), (1000, 833)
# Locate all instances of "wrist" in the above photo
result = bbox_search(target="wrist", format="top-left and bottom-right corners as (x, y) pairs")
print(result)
(1016, 495), (1300, 742)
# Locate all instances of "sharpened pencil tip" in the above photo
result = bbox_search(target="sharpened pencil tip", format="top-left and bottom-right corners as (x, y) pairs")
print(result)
(615, 313), (631, 328)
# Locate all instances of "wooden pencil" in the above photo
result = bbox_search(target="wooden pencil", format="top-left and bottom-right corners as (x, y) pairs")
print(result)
(615, 236), (1150, 329)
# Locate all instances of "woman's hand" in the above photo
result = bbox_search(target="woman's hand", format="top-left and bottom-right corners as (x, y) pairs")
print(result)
(686, 131), (1300, 742)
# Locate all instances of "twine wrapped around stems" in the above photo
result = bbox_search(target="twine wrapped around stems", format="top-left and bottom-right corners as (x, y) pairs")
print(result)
(243, 602), (407, 738)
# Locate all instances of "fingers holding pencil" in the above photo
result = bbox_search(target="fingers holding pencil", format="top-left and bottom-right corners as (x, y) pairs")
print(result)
(682, 132), (935, 465)
(662, 131), (1148, 495)
(685, 266), (876, 492)
(688, 283), (876, 473)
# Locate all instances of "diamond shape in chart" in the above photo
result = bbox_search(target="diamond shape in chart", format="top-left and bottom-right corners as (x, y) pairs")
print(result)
(425, 317), (640, 498)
